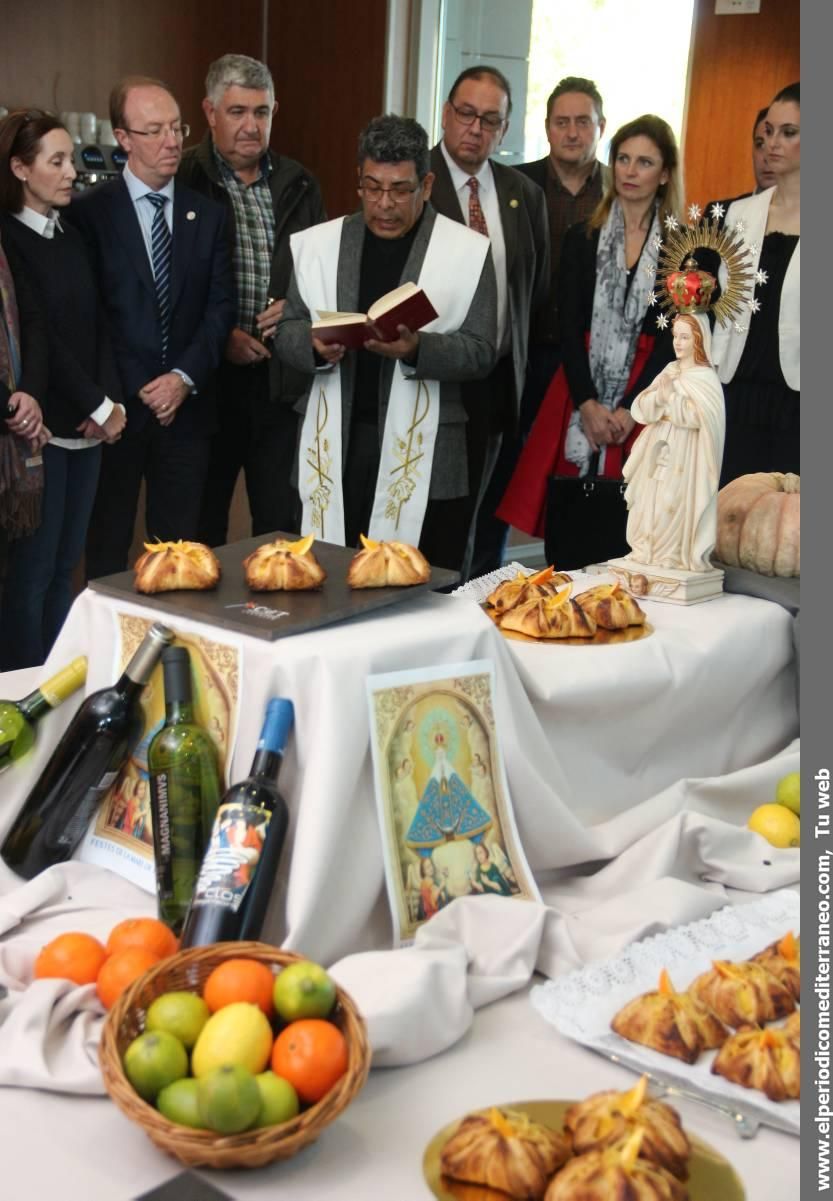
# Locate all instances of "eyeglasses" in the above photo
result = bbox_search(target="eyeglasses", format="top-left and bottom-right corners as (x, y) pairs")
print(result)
(448, 102), (505, 133)
(121, 123), (190, 141)
(359, 178), (420, 202)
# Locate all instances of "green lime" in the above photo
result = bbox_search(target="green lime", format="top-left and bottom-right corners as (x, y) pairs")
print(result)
(123, 1030), (188, 1102)
(197, 1064), (261, 1134)
(775, 771), (800, 817)
(273, 961), (336, 1022)
(157, 1077), (206, 1128)
(146, 991), (211, 1050)
(253, 1071), (300, 1128)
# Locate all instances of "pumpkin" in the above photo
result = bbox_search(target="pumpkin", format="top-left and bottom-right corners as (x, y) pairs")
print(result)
(715, 472), (800, 577)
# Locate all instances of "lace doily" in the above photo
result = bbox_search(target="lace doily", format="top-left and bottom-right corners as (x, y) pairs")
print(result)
(450, 562), (533, 604)
(532, 890), (800, 1134)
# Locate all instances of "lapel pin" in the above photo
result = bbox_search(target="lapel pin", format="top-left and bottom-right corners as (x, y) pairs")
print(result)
(186, 210), (196, 221)
(509, 198), (519, 209)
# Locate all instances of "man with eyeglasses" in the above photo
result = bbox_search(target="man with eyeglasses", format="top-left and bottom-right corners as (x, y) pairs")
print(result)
(67, 75), (235, 578)
(428, 66), (549, 580)
(516, 77), (609, 440)
(274, 114), (496, 570)
(179, 54), (326, 548)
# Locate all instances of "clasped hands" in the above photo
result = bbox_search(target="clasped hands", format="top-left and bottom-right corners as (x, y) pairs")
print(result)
(311, 324), (419, 367)
(579, 397), (635, 451)
(139, 373), (190, 427)
(226, 299), (286, 367)
(5, 391), (50, 451)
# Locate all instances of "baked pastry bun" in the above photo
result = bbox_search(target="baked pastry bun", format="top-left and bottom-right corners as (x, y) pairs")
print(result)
(243, 533), (326, 591)
(134, 540), (221, 593)
(347, 533), (430, 588)
(783, 1009), (800, 1047)
(440, 1107), (571, 1200)
(545, 1128), (687, 1201)
(750, 931), (800, 1001)
(499, 586), (596, 640)
(688, 959), (795, 1028)
(611, 969), (728, 1065)
(711, 1025), (800, 1101)
(487, 565), (572, 614)
(564, 1076), (690, 1181)
(575, 582), (646, 630)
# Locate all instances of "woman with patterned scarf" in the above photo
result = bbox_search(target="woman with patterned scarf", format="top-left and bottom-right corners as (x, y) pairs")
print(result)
(497, 115), (683, 561)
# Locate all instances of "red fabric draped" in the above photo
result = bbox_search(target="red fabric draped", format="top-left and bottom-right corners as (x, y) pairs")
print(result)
(496, 333), (654, 538)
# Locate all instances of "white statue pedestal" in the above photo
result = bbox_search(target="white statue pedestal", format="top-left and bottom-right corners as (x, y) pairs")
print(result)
(605, 558), (725, 606)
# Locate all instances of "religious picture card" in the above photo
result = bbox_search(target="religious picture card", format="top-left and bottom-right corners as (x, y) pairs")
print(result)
(367, 659), (539, 945)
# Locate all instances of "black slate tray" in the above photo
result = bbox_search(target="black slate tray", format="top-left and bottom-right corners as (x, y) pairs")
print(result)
(87, 533), (459, 641)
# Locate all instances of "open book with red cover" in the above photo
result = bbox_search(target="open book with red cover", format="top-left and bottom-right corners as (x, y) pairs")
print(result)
(312, 282), (438, 349)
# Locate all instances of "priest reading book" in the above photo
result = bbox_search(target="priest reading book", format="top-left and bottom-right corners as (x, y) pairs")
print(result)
(312, 282), (438, 349)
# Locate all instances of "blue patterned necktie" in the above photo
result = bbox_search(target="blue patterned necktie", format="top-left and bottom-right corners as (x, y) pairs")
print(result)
(145, 192), (172, 364)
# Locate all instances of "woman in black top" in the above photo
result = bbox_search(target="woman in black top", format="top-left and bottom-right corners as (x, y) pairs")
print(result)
(710, 83), (800, 485)
(0, 110), (125, 669)
(497, 115), (681, 554)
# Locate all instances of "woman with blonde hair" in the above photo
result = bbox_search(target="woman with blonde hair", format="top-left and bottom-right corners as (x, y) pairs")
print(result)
(497, 114), (683, 564)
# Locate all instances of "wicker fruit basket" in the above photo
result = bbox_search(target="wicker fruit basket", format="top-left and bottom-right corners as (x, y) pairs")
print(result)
(99, 941), (371, 1170)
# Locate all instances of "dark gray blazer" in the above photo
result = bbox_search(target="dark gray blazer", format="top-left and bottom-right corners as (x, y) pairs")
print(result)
(428, 145), (549, 413)
(273, 204), (497, 499)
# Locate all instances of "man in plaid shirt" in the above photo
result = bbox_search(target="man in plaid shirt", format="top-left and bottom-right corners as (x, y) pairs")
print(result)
(180, 54), (326, 545)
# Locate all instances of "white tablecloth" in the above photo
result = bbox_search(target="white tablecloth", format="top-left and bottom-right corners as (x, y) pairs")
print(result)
(1, 579), (798, 966)
(0, 979), (799, 1200)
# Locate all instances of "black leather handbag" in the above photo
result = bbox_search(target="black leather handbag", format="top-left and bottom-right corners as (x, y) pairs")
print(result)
(544, 452), (629, 570)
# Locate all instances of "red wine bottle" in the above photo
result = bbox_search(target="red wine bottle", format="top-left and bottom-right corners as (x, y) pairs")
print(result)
(1, 622), (174, 879)
(180, 698), (294, 947)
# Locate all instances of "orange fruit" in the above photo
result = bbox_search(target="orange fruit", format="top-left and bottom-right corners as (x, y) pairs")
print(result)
(96, 947), (161, 1010)
(203, 959), (275, 1018)
(34, 931), (108, 986)
(271, 1018), (348, 1104)
(106, 917), (178, 960)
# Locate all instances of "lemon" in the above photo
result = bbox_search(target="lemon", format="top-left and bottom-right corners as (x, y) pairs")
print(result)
(197, 1064), (261, 1134)
(191, 1001), (273, 1078)
(748, 803), (800, 848)
(146, 991), (210, 1050)
(775, 771), (800, 817)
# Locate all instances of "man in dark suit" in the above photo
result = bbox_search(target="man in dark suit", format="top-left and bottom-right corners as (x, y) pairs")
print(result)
(517, 77), (609, 442)
(68, 75), (235, 578)
(429, 65), (549, 579)
(178, 54), (327, 547)
(274, 115), (496, 572)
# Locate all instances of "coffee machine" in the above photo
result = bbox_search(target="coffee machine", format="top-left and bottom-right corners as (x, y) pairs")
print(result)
(73, 142), (126, 191)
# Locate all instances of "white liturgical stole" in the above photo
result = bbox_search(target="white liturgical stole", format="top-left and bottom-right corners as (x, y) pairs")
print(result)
(291, 213), (489, 545)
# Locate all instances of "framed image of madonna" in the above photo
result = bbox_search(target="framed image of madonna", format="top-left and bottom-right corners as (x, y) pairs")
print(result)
(367, 659), (539, 945)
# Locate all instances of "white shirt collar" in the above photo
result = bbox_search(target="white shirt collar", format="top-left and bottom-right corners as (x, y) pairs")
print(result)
(440, 140), (494, 195)
(123, 163), (175, 205)
(14, 205), (63, 238)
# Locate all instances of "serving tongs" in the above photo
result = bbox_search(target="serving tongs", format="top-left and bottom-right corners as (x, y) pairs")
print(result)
(594, 1048), (797, 1139)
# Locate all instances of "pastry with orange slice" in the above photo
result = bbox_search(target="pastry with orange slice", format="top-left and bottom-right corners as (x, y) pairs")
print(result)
(563, 1076), (691, 1181)
(711, 1025), (801, 1101)
(749, 931), (800, 1000)
(544, 1128), (687, 1201)
(243, 533), (327, 591)
(486, 565), (572, 614)
(688, 958), (795, 1028)
(346, 534), (431, 588)
(440, 1107), (571, 1200)
(574, 582), (646, 630)
(611, 969), (728, 1065)
(133, 539), (221, 593)
(499, 584), (597, 639)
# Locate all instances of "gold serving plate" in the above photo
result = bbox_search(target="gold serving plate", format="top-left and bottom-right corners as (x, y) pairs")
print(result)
(483, 605), (653, 647)
(423, 1100), (745, 1201)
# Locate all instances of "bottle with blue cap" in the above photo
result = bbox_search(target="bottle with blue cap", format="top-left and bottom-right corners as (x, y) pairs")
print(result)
(180, 697), (294, 947)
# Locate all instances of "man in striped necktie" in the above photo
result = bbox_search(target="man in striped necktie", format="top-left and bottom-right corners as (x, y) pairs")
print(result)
(67, 76), (235, 578)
